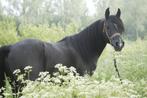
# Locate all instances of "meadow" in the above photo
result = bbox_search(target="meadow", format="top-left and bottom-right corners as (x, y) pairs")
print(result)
(0, 0), (147, 97)
(2, 39), (147, 98)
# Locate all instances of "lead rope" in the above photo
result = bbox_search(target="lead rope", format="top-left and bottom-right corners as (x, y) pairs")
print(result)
(113, 52), (123, 84)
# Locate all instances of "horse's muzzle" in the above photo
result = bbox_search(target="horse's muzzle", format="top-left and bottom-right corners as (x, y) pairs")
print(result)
(111, 36), (124, 51)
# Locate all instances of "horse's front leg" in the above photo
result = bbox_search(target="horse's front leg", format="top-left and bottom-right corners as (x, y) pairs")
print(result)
(89, 64), (96, 76)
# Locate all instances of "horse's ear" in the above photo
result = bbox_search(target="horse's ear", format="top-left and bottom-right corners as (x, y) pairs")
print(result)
(116, 8), (121, 18)
(105, 8), (110, 20)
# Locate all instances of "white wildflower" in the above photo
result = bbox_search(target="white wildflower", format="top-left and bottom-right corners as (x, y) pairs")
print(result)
(37, 71), (49, 81)
(13, 69), (21, 75)
(51, 77), (61, 84)
(24, 66), (32, 73)
(55, 64), (62, 69)
(53, 72), (59, 77)
(69, 66), (77, 73)
(39, 72), (49, 77)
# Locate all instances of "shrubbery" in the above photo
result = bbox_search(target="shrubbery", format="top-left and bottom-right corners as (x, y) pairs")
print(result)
(0, 17), (19, 45)
(0, 17), (79, 45)
(1, 64), (146, 98)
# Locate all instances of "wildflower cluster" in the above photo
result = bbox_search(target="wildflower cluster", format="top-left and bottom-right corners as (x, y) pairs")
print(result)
(20, 64), (144, 98)
(2, 64), (147, 98)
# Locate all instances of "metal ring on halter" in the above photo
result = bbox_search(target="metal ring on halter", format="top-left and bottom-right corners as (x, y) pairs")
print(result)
(103, 21), (120, 43)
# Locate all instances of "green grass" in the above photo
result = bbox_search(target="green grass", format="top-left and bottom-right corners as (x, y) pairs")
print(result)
(95, 39), (147, 81)
(94, 39), (147, 97)
(1, 39), (147, 98)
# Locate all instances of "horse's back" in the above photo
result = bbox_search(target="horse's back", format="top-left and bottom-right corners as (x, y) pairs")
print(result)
(5, 39), (45, 80)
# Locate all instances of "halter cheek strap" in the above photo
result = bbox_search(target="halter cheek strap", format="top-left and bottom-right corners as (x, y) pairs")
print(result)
(103, 21), (120, 43)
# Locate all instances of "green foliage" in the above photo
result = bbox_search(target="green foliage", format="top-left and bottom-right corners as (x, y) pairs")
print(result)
(65, 20), (80, 34)
(94, 40), (147, 97)
(19, 24), (66, 42)
(95, 39), (147, 81)
(2, 63), (147, 98)
(0, 17), (19, 45)
(0, 19), (81, 46)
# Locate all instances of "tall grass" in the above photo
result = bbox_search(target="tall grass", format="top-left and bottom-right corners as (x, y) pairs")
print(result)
(95, 39), (147, 81)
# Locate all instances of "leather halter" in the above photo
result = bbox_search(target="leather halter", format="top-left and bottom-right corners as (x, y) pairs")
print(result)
(103, 21), (120, 43)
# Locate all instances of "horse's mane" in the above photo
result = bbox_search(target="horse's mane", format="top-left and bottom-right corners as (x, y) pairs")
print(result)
(59, 19), (106, 62)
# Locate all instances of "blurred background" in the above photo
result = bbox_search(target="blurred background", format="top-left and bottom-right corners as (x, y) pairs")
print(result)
(0, 0), (147, 45)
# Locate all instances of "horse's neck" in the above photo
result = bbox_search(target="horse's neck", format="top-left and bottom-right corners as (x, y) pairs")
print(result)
(70, 20), (107, 63)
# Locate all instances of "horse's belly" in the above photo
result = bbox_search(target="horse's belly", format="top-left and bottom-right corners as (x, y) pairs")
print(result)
(5, 39), (45, 80)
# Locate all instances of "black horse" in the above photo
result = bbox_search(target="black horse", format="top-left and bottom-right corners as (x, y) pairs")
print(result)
(0, 8), (124, 96)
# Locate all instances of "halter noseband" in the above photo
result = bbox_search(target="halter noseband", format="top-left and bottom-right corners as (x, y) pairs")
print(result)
(103, 21), (120, 43)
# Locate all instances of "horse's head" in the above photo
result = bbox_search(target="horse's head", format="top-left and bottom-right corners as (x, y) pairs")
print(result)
(103, 8), (125, 51)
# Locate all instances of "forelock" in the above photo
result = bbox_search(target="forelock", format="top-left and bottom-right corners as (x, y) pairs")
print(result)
(109, 15), (125, 33)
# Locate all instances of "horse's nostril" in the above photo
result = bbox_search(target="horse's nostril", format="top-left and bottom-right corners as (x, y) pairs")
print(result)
(116, 42), (119, 47)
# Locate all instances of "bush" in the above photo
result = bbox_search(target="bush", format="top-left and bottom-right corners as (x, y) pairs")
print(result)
(0, 17), (19, 45)
(0, 18), (76, 46)
(19, 24), (67, 42)
(2, 63), (147, 98)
